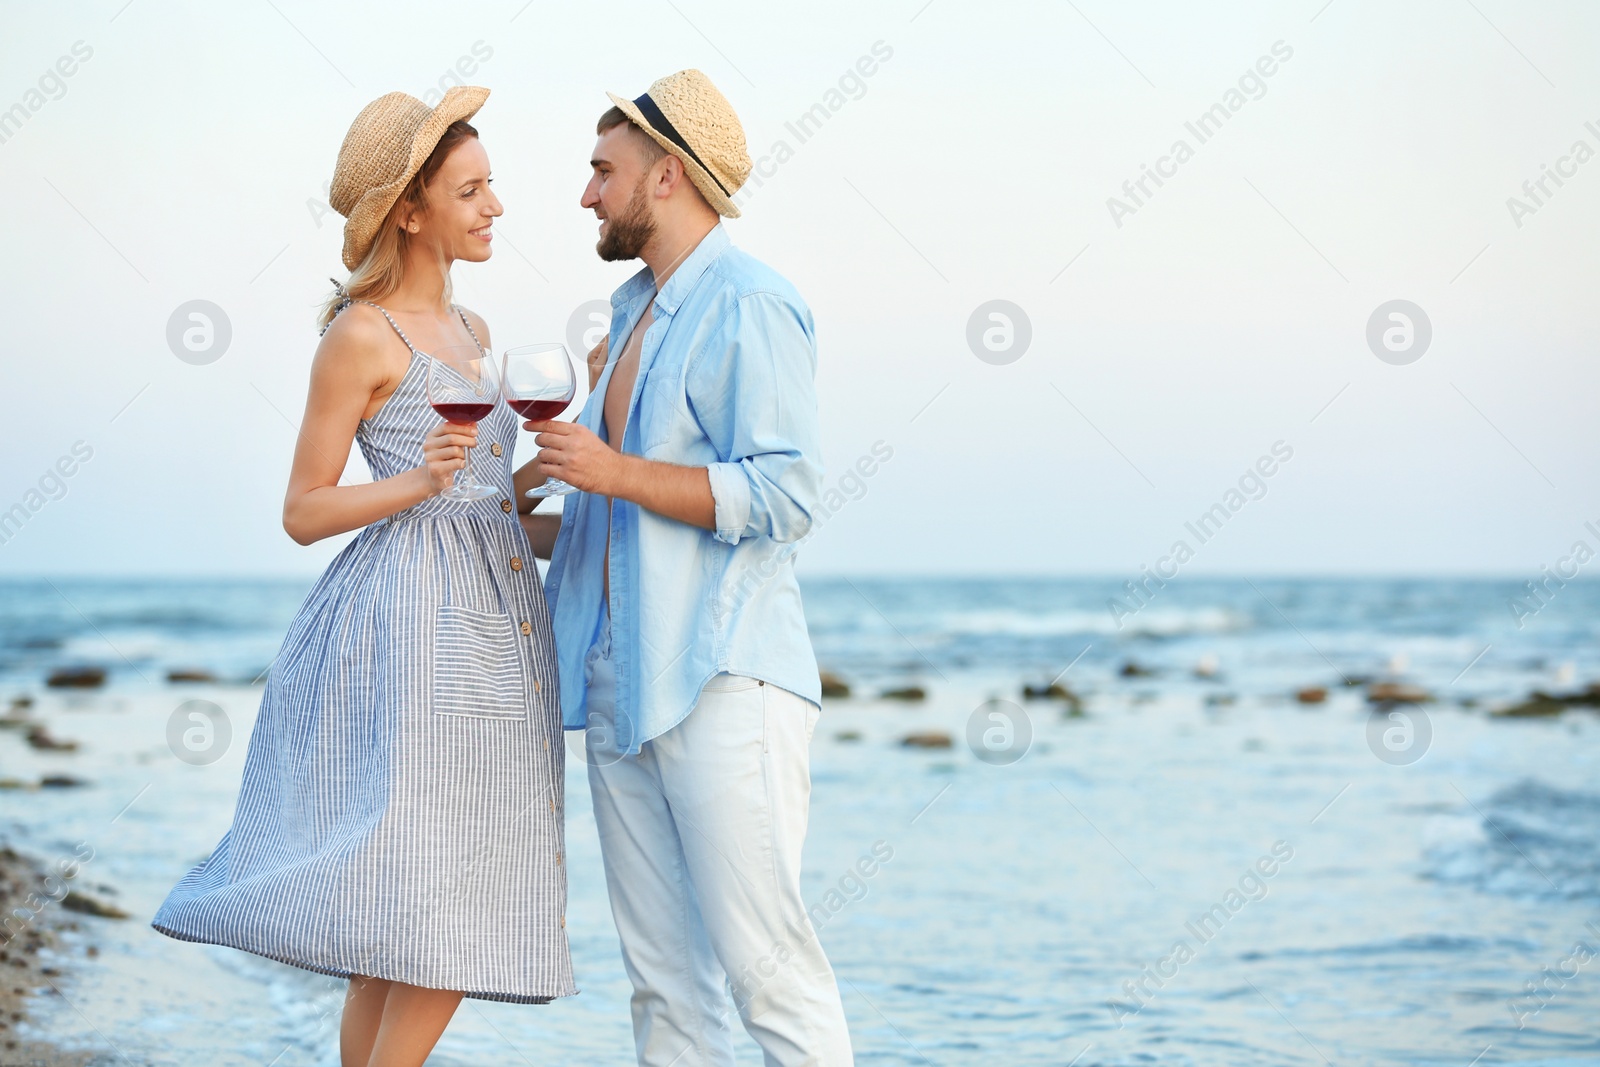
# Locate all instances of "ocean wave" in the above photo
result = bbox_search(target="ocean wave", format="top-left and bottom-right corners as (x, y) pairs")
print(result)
(1421, 780), (1600, 902)
(923, 608), (1254, 639)
(1238, 933), (1539, 960)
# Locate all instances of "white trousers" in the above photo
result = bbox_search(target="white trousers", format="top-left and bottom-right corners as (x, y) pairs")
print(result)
(581, 609), (855, 1067)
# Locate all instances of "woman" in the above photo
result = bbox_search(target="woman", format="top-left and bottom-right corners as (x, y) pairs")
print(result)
(151, 87), (574, 1066)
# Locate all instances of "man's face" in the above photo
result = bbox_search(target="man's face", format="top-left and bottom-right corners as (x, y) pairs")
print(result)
(582, 124), (659, 261)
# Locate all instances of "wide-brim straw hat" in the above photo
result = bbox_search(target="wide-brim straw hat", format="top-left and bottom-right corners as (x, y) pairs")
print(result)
(330, 86), (490, 270)
(607, 70), (751, 218)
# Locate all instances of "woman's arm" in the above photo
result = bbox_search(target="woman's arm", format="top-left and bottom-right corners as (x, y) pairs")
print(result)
(520, 513), (561, 559)
(281, 310), (473, 545)
(513, 454), (550, 511)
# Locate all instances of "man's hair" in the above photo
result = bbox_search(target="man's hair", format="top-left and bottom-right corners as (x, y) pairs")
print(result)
(597, 105), (667, 168)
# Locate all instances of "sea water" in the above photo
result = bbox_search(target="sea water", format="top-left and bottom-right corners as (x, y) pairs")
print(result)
(2, 577), (1597, 1065)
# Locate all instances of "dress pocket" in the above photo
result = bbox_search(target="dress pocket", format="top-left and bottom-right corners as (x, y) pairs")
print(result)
(432, 605), (530, 720)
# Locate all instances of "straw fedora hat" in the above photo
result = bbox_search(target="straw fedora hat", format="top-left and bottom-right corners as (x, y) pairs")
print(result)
(329, 86), (490, 270)
(607, 70), (751, 218)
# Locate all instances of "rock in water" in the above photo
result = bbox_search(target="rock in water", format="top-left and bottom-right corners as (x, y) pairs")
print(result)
(1295, 686), (1328, 704)
(25, 726), (79, 752)
(61, 890), (130, 920)
(1493, 685), (1600, 717)
(880, 686), (927, 702)
(1493, 697), (1565, 717)
(1367, 682), (1432, 704)
(46, 666), (107, 689)
(166, 668), (218, 684)
(1568, 682), (1600, 707)
(819, 671), (851, 699)
(899, 731), (952, 749)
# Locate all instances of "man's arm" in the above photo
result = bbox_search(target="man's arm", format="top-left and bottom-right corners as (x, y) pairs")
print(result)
(515, 424), (714, 529)
(686, 292), (822, 545)
(606, 452), (715, 528)
(521, 293), (819, 538)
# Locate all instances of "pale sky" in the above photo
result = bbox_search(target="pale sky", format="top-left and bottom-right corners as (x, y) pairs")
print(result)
(1, 0), (1596, 577)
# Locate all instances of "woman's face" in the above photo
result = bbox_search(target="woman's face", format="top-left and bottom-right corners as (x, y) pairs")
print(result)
(411, 137), (501, 264)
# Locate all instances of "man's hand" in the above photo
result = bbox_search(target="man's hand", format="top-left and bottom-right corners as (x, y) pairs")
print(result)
(525, 420), (624, 495)
(525, 418), (716, 531)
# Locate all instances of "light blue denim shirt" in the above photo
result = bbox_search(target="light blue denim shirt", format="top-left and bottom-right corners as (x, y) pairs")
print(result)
(544, 224), (824, 754)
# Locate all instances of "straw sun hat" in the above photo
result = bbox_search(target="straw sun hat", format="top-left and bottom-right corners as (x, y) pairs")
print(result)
(607, 70), (752, 218)
(329, 86), (490, 270)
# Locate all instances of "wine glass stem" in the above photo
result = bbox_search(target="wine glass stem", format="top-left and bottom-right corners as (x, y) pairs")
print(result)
(461, 443), (475, 490)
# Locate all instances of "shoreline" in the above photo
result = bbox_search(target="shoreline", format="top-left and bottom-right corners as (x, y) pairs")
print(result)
(0, 842), (102, 1067)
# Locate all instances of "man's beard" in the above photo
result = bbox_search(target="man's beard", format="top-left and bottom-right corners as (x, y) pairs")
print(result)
(596, 177), (656, 262)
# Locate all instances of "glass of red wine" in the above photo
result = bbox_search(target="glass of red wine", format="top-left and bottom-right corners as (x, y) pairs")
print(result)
(502, 343), (580, 498)
(426, 344), (501, 501)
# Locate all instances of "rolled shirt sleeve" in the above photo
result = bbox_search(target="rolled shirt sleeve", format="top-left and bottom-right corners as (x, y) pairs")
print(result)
(690, 292), (824, 546)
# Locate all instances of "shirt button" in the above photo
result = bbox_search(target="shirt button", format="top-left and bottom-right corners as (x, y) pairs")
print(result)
(534, 678), (542, 693)
(510, 556), (523, 572)
(521, 621), (532, 636)
(501, 499), (513, 513)
(560, 915), (566, 929)
(490, 442), (503, 457)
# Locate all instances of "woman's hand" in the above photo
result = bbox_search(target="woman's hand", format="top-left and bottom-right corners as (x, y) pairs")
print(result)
(421, 421), (478, 495)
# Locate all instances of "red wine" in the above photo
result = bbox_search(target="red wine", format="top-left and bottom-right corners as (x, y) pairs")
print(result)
(507, 397), (569, 421)
(432, 401), (495, 423)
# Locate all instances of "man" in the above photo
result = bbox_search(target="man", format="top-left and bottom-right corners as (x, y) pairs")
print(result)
(521, 70), (854, 1066)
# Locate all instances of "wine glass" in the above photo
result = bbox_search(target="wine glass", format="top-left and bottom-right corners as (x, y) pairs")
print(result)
(426, 344), (501, 501)
(502, 343), (580, 498)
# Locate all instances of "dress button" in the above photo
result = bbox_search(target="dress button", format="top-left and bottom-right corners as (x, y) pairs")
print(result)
(521, 621), (532, 636)
(510, 556), (523, 572)
(560, 915), (566, 928)
(534, 678), (542, 693)
(490, 442), (503, 457)
(501, 499), (513, 513)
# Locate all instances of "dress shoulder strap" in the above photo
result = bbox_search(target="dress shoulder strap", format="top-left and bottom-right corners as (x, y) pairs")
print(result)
(320, 283), (484, 358)
(356, 301), (419, 355)
(452, 305), (485, 355)
(319, 280), (420, 355)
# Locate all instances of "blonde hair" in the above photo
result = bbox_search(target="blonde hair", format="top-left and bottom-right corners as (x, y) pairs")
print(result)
(317, 120), (479, 331)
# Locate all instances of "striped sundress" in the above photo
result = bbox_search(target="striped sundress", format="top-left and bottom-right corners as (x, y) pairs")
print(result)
(151, 300), (576, 1004)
